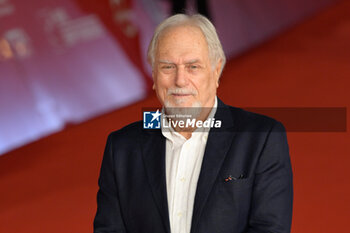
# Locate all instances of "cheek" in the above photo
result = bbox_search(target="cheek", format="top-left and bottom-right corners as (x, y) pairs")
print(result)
(154, 79), (169, 99)
(196, 75), (216, 94)
(156, 74), (175, 89)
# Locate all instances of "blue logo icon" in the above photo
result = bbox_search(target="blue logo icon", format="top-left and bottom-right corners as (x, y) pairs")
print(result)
(143, 110), (161, 129)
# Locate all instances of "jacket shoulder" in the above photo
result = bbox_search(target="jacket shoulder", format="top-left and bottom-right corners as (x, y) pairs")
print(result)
(107, 120), (144, 144)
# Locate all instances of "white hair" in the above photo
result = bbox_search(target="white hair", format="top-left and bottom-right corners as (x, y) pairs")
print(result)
(147, 14), (226, 77)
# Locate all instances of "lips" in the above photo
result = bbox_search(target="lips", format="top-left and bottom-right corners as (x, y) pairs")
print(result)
(172, 93), (191, 97)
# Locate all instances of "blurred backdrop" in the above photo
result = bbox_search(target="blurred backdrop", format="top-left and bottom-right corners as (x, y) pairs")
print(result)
(0, 0), (337, 154)
(1, 0), (349, 232)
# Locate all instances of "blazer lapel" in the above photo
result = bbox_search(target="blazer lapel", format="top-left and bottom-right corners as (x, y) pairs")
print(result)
(191, 99), (236, 233)
(141, 129), (170, 233)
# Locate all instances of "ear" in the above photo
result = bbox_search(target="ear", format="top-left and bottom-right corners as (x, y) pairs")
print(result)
(214, 59), (223, 87)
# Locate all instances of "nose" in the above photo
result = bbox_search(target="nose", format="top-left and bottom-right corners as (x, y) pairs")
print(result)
(175, 66), (189, 87)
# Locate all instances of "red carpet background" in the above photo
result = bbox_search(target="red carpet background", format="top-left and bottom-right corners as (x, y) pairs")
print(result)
(1, 1), (349, 232)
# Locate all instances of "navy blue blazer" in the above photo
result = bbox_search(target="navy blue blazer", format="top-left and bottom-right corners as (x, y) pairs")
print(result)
(94, 99), (293, 233)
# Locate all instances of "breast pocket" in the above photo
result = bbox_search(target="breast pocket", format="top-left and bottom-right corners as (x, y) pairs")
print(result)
(217, 175), (255, 200)
(211, 175), (254, 218)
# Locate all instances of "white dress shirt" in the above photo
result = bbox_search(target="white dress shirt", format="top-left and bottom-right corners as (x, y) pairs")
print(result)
(161, 97), (218, 233)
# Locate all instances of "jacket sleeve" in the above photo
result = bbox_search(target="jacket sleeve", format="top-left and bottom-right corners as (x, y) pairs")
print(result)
(246, 121), (293, 233)
(94, 134), (127, 233)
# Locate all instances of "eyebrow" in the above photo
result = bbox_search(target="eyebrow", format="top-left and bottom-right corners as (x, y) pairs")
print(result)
(158, 59), (202, 64)
(158, 60), (174, 64)
(185, 59), (201, 64)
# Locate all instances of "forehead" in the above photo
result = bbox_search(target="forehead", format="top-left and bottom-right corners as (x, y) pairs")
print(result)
(156, 25), (209, 60)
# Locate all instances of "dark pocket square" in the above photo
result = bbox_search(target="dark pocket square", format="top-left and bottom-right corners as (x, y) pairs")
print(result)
(223, 174), (245, 182)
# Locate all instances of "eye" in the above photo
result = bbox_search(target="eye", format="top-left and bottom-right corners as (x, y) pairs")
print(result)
(187, 64), (200, 71)
(159, 64), (176, 74)
(161, 64), (175, 69)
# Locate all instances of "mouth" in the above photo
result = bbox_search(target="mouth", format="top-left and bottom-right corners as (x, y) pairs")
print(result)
(172, 93), (192, 97)
(167, 94), (193, 105)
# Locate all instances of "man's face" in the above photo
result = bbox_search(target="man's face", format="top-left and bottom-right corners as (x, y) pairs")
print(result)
(152, 25), (222, 109)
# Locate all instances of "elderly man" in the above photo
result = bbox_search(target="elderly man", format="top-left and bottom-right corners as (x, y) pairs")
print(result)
(94, 14), (293, 233)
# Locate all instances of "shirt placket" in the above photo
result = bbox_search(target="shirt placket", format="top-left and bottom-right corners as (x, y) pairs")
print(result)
(172, 139), (192, 233)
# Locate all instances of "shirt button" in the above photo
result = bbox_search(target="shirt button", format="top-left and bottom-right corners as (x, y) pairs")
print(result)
(177, 212), (183, 217)
(180, 177), (186, 182)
